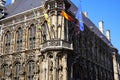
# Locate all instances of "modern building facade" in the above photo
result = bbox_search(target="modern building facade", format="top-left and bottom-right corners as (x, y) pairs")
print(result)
(0, 0), (119, 80)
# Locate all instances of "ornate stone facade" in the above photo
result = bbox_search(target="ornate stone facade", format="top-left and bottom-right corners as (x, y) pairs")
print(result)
(112, 48), (120, 80)
(0, 0), (118, 80)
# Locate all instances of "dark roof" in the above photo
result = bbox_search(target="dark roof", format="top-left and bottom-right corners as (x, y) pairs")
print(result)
(82, 14), (112, 47)
(5, 0), (42, 17)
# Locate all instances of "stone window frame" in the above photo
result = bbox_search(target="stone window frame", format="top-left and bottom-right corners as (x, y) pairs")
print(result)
(28, 24), (36, 49)
(27, 60), (35, 80)
(4, 31), (11, 53)
(16, 27), (23, 51)
(2, 64), (8, 78)
(14, 62), (21, 80)
(42, 21), (47, 42)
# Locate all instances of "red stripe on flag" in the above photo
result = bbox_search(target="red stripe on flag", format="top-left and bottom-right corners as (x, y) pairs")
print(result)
(61, 10), (74, 22)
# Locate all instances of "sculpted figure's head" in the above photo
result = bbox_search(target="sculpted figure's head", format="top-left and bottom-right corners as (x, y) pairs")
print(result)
(0, 0), (6, 7)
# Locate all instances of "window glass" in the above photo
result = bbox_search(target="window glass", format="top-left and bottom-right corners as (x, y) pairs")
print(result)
(28, 61), (35, 80)
(29, 24), (36, 49)
(16, 28), (23, 51)
(2, 64), (8, 78)
(14, 63), (20, 80)
(5, 31), (11, 53)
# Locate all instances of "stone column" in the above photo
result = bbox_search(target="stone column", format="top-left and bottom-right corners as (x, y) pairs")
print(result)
(1, 24), (4, 54)
(52, 13), (56, 39)
(35, 51), (40, 80)
(53, 52), (57, 80)
(10, 30), (15, 53)
(7, 55), (12, 80)
(0, 34), (2, 54)
(113, 52), (119, 80)
(0, 25), (2, 54)
(38, 54), (43, 80)
(12, 31), (16, 52)
(22, 27), (27, 50)
(61, 17), (65, 40)
(40, 60), (45, 80)
(62, 54), (68, 80)
(35, 26), (41, 48)
(19, 53), (25, 80)
(10, 21), (16, 53)
(42, 54), (47, 80)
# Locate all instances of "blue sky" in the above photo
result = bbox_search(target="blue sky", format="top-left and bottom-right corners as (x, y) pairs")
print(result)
(71, 0), (120, 53)
(5, 0), (120, 53)
(5, 0), (11, 5)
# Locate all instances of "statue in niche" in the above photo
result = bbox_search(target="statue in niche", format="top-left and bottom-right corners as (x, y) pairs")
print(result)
(59, 72), (63, 80)
(42, 33), (46, 41)
(39, 55), (44, 74)
(49, 60), (53, 71)
(35, 64), (40, 74)
(49, 59), (53, 80)
(49, 74), (53, 80)
(39, 55), (44, 63)
(51, 24), (55, 39)
(58, 65), (63, 80)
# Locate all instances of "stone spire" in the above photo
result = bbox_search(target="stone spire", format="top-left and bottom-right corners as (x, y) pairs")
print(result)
(106, 29), (111, 41)
(99, 20), (104, 34)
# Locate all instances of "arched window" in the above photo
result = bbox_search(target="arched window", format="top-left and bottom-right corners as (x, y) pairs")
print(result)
(27, 61), (35, 80)
(48, 54), (53, 80)
(14, 63), (20, 80)
(16, 28), (23, 51)
(2, 64), (8, 78)
(4, 31), (11, 53)
(42, 22), (47, 41)
(28, 24), (36, 49)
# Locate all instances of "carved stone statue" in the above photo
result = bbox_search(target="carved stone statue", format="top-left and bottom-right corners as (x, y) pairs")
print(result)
(0, 0), (6, 8)
(0, 0), (6, 19)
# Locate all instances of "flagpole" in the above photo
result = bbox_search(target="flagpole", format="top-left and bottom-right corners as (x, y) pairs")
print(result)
(41, 0), (52, 40)
(75, 0), (84, 32)
(76, 0), (83, 54)
(30, 4), (42, 30)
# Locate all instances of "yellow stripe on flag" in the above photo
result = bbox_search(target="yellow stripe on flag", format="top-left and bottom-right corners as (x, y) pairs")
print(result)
(44, 13), (51, 26)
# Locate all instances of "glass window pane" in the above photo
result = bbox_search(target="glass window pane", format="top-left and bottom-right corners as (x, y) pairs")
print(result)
(3, 64), (8, 78)
(16, 28), (23, 51)
(29, 24), (36, 49)
(5, 31), (11, 53)
(28, 61), (34, 80)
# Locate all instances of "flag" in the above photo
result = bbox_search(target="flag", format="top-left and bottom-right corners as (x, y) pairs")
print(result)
(44, 13), (51, 26)
(5, 0), (15, 5)
(61, 10), (74, 22)
(75, 5), (84, 31)
(44, 13), (49, 20)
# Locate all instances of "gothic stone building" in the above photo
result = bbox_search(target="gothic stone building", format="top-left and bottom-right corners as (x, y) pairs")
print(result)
(0, 0), (118, 80)
(113, 48), (120, 80)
